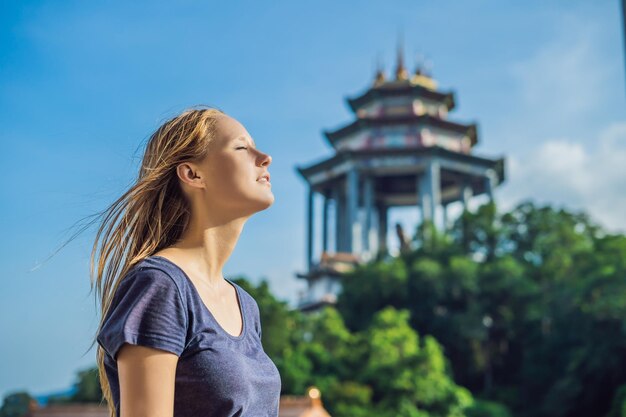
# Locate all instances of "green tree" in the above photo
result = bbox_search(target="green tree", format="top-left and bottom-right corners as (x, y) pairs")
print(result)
(45, 366), (102, 404)
(358, 306), (473, 417)
(72, 367), (102, 402)
(294, 305), (477, 417)
(0, 392), (35, 417)
(606, 383), (626, 417)
(335, 199), (626, 417)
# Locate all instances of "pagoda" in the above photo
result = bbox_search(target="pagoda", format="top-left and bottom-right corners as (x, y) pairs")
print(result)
(294, 43), (506, 312)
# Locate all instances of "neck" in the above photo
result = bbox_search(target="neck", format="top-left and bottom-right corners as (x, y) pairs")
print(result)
(170, 214), (248, 288)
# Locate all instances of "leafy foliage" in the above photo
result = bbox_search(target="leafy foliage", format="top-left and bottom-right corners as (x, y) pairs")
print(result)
(0, 392), (34, 417)
(334, 199), (626, 417)
(4, 199), (623, 417)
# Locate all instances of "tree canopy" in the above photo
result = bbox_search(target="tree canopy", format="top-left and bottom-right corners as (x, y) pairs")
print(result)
(4, 199), (625, 417)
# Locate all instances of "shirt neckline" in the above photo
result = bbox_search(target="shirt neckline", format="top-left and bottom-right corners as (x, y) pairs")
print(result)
(149, 255), (247, 341)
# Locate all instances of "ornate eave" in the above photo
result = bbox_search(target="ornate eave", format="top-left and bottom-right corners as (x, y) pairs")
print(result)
(347, 83), (455, 113)
(322, 114), (477, 147)
(296, 296), (337, 313)
(295, 146), (505, 188)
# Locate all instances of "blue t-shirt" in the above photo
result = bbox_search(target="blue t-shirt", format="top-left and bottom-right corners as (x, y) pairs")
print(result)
(97, 255), (282, 417)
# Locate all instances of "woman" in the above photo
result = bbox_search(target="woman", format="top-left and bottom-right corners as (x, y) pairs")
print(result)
(92, 106), (281, 417)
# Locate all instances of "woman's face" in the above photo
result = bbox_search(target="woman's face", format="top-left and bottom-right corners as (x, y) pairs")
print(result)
(191, 114), (274, 217)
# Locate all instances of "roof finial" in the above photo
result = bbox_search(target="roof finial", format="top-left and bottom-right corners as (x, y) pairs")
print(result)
(414, 52), (425, 76)
(410, 51), (438, 89)
(423, 55), (434, 77)
(374, 52), (386, 86)
(395, 29), (408, 81)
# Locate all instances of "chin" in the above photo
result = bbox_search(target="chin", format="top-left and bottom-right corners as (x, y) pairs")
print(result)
(262, 192), (275, 207)
(246, 193), (274, 213)
(260, 195), (275, 209)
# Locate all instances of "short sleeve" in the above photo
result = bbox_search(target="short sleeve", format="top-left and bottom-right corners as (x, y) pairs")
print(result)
(97, 267), (188, 360)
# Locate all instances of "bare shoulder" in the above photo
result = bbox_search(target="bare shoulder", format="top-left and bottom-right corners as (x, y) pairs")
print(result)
(117, 344), (179, 417)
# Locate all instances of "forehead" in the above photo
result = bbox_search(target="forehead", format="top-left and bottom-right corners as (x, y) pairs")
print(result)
(215, 115), (255, 146)
(234, 135), (256, 147)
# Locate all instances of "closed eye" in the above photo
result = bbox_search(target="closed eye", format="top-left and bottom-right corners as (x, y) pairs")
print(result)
(236, 146), (248, 150)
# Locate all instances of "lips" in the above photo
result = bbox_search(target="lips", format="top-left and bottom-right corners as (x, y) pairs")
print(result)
(257, 173), (270, 182)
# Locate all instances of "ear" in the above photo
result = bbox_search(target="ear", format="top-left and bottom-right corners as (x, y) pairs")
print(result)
(176, 162), (205, 189)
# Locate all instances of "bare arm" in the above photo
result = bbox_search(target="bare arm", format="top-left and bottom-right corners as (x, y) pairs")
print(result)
(117, 343), (179, 417)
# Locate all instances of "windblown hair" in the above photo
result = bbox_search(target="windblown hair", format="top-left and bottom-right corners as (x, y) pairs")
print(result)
(89, 106), (225, 417)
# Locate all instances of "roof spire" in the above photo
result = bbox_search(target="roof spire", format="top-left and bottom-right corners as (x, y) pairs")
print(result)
(395, 29), (409, 81)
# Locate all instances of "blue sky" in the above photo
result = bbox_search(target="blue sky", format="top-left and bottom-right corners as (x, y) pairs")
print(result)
(1, 0), (624, 401)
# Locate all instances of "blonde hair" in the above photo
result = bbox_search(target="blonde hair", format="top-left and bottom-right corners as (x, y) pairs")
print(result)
(88, 106), (225, 416)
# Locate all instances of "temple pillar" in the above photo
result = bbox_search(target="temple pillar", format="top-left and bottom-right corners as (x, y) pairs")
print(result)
(418, 158), (441, 226)
(377, 203), (388, 257)
(363, 174), (374, 258)
(485, 169), (497, 202)
(461, 179), (473, 212)
(333, 186), (344, 252)
(322, 191), (329, 253)
(307, 186), (314, 271)
(346, 168), (360, 254)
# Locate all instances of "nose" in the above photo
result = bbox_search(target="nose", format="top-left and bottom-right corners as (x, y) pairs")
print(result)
(258, 152), (272, 167)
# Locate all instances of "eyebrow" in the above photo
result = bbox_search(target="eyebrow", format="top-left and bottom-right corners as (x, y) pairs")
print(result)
(235, 136), (256, 148)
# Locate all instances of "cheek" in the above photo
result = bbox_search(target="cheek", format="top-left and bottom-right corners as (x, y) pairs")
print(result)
(207, 171), (239, 194)
(205, 159), (253, 196)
